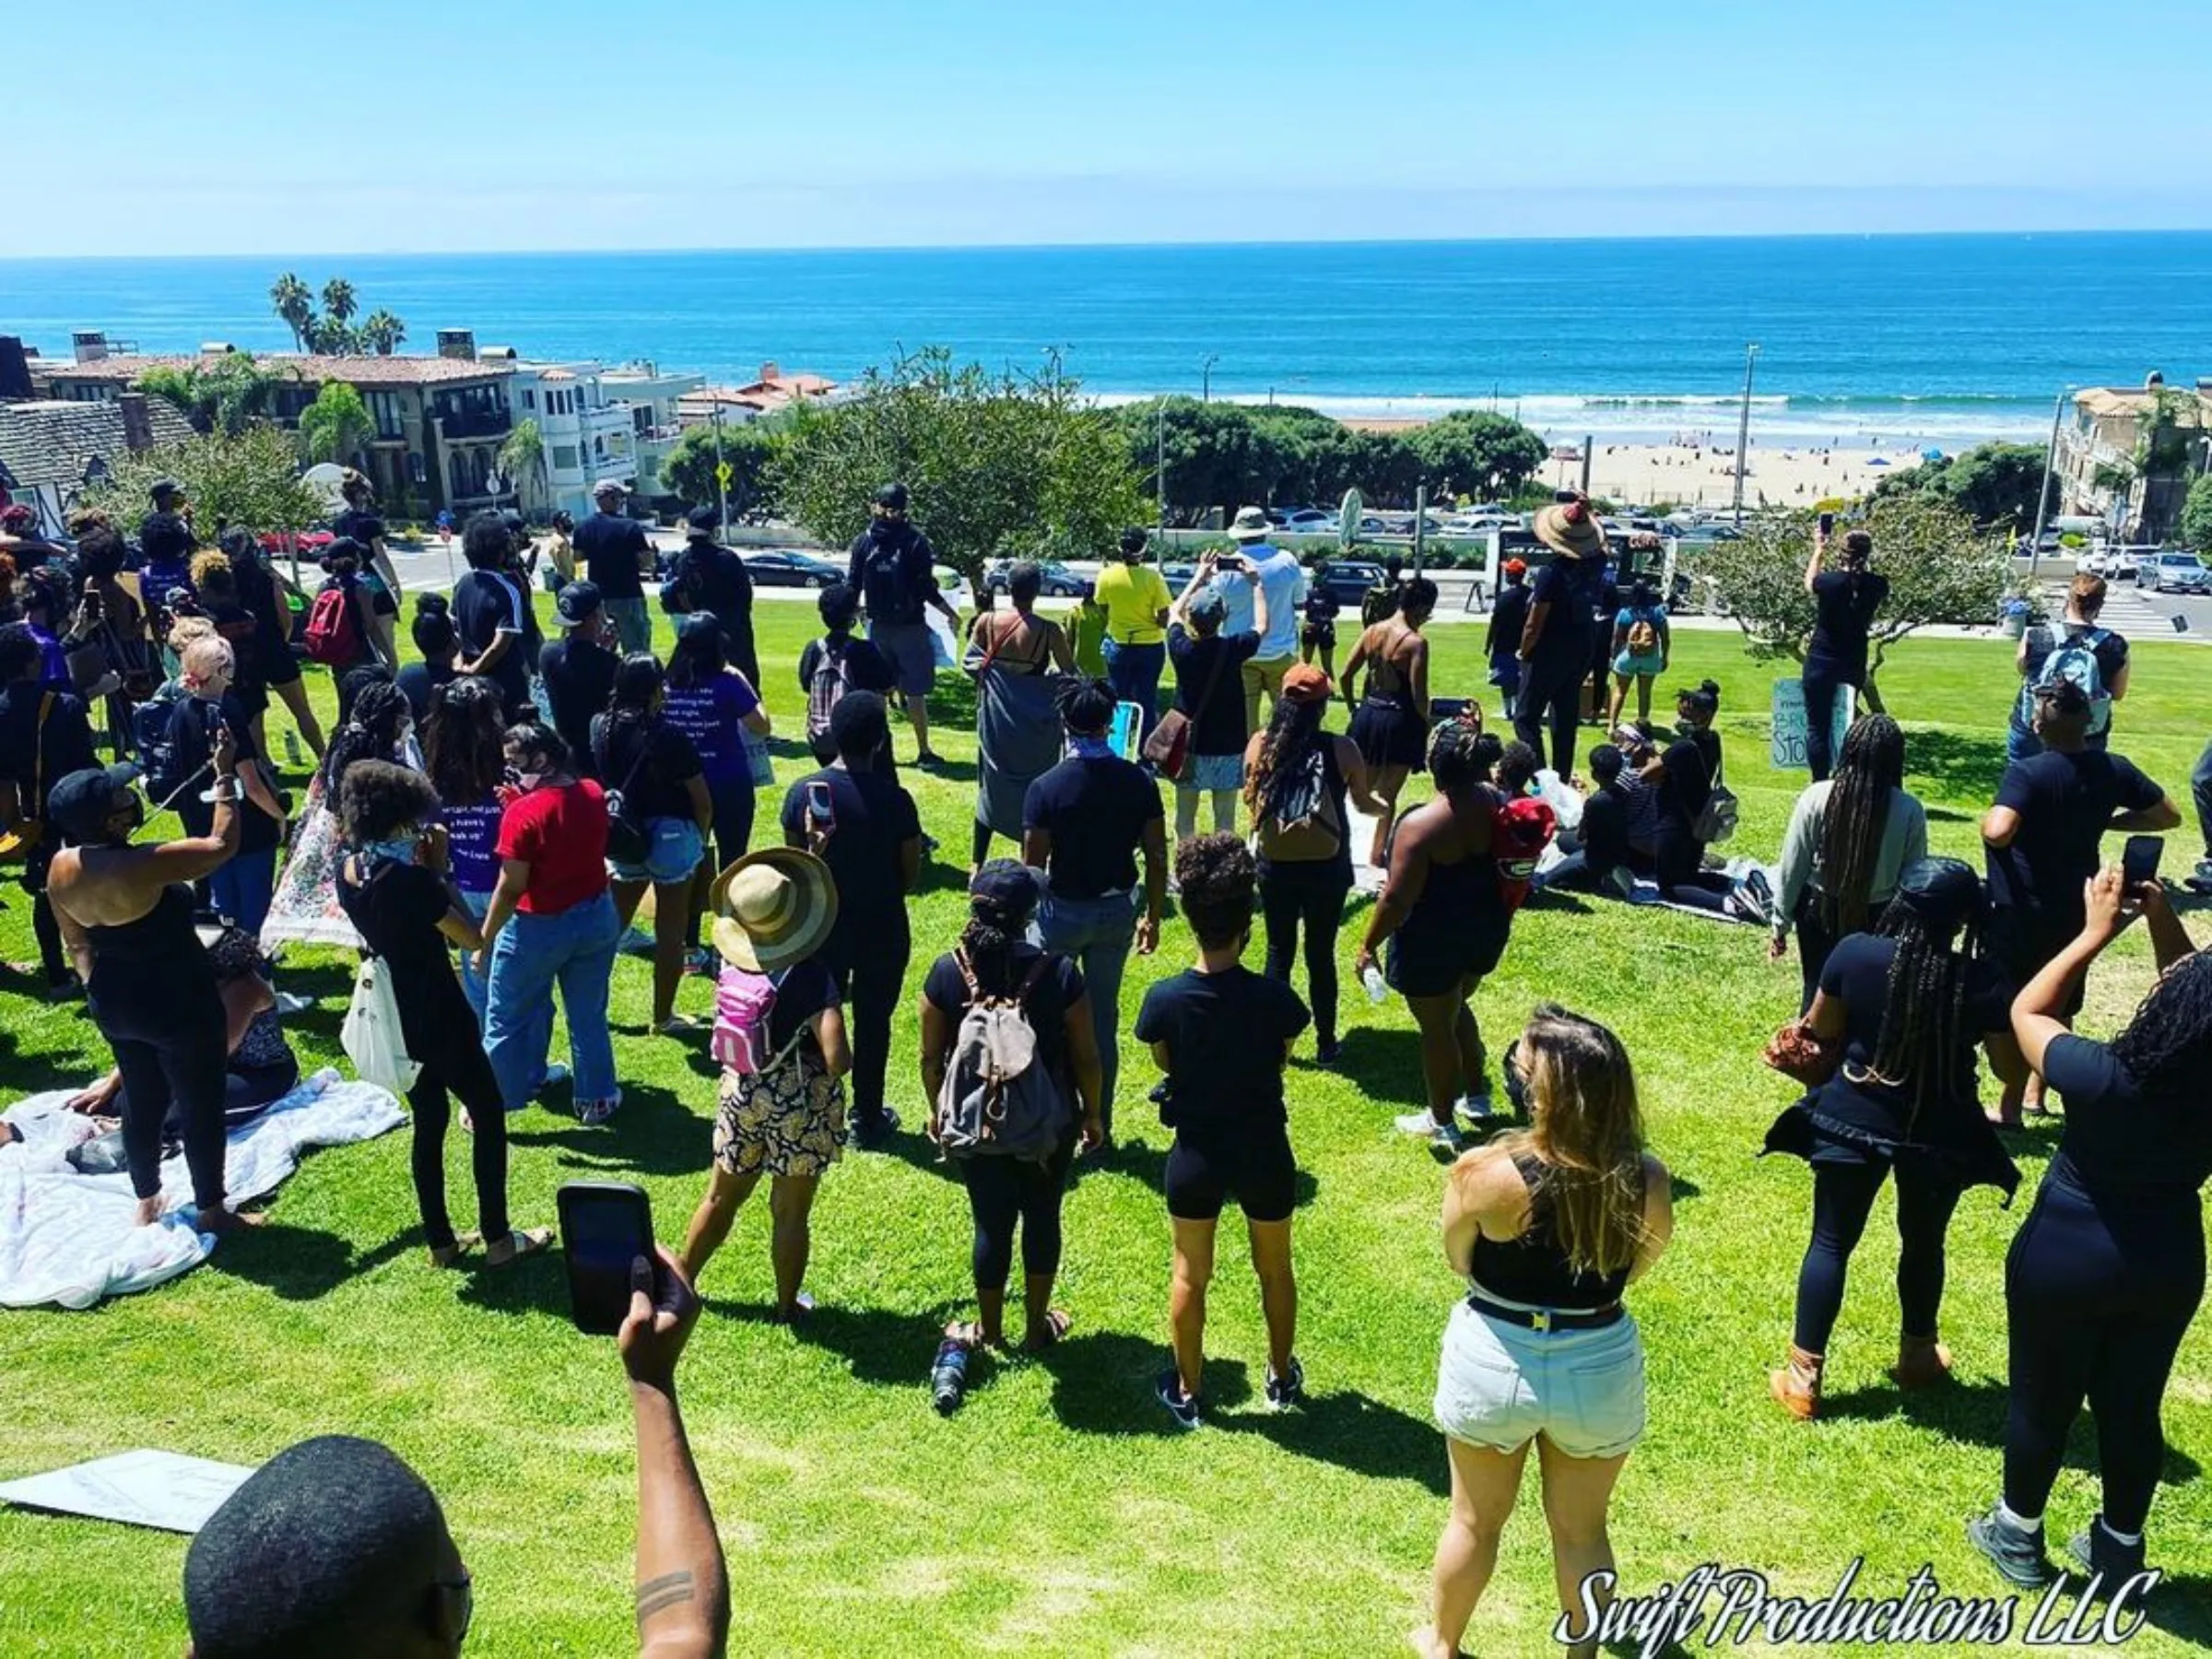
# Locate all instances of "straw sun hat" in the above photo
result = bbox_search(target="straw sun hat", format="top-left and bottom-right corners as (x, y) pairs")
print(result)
(708, 848), (839, 971)
(1532, 495), (1606, 559)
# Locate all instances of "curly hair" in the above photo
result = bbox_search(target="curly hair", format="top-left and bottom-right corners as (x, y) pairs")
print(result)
(2109, 951), (2212, 1105)
(1490, 1004), (1649, 1278)
(1055, 675), (1117, 736)
(1430, 722), (1501, 796)
(422, 677), (507, 805)
(1245, 693), (1327, 827)
(320, 681), (411, 796)
(189, 549), (236, 602)
(1497, 739), (1541, 794)
(1816, 714), (1903, 937)
(1175, 831), (1255, 949)
(338, 759), (441, 847)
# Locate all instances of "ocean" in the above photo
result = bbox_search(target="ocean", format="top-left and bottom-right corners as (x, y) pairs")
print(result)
(5, 233), (2210, 449)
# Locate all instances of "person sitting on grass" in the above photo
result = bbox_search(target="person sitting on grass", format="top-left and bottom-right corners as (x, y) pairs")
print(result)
(1135, 832), (1310, 1430)
(1535, 744), (1646, 899)
(920, 861), (1103, 1353)
(1355, 722), (1513, 1155)
(181, 1249), (729, 1659)
(677, 848), (848, 1322)
(1420, 1005), (1673, 1659)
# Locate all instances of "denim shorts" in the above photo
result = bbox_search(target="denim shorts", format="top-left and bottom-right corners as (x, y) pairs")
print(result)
(1433, 1296), (1646, 1459)
(1177, 751), (1245, 793)
(612, 816), (705, 887)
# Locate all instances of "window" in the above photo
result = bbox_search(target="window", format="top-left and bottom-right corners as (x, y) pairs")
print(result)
(522, 388), (535, 410)
(552, 444), (579, 470)
(448, 451), (467, 500)
(367, 390), (406, 441)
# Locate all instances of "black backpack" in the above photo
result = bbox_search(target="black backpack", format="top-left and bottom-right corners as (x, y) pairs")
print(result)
(132, 692), (191, 808)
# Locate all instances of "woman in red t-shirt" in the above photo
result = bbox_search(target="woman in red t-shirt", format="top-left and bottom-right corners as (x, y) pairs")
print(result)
(477, 722), (624, 1124)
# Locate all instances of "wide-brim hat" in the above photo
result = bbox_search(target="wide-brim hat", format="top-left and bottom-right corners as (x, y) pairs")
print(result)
(1228, 506), (1272, 541)
(1532, 499), (1606, 559)
(709, 848), (839, 971)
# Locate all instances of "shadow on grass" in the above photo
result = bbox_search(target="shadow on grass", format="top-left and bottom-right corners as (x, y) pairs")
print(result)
(264, 959), (356, 1008)
(2133, 1571), (2212, 1646)
(508, 1084), (708, 1181)
(213, 1220), (414, 1300)
(709, 1296), (961, 1391)
(1210, 1379), (1451, 1496)
(1331, 1026), (1427, 1109)
(0, 1026), (98, 1098)
(1043, 1329), (1190, 1438)
(1902, 727), (2009, 808)
(1818, 1377), (2201, 1484)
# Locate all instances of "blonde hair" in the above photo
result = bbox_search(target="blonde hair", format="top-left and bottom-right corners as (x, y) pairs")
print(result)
(189, 549), (233, 594)
(1491, 1005), (1649, 1277)
(167, 615), (217, 654)
(179, 634), (235, 687)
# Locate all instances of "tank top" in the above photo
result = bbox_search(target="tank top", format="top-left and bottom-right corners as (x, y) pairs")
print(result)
(1361, 627), (1418, 700)
(1469, 1151), (1641, 1312)
(87, 882), (203, 971)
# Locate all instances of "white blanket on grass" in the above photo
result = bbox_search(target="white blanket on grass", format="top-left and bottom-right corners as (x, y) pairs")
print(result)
(0, 1070), (404, 1310)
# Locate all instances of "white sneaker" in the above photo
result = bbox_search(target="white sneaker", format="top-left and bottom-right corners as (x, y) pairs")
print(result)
(1458, 1092), (1496, 1123)
(273, 991), (314, 1016)
(1394, 1110), (1446, 1136)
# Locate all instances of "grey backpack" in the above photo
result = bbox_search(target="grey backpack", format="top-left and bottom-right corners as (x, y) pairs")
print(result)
(934, 949), (1073, 1162)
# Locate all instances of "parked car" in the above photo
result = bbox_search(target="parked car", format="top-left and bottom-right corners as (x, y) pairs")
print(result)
(2150, 550), (2211, 594)
(981, 559), (1087, 597)
(741, 549), (846, 588)
(1308, 559), (1387, 608)
(1277, 509), (1335, 533)
(259, 529), (335, 558)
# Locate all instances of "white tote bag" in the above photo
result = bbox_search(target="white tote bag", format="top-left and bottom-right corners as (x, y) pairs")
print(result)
(341, 955), (420, 1094)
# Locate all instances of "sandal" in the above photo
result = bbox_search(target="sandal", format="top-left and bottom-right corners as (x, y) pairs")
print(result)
(485, 1227), (554, 1267)
(1021, 1309), (1073, 1352)
(428, 1232), (482, 1269)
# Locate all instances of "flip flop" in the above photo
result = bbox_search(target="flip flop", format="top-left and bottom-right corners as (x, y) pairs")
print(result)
(485, 1227), (553, 1268)
(428, 1232), (482, 1269)
(1021, 1309), (1073, 1352)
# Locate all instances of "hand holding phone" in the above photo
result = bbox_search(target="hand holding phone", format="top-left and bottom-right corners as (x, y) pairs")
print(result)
(2121, 835), (2163, 912)
(806, 780), (836, 835)
(1818, 511), (1836, 538)
(559, 1181), (655, 1335)
(618, 1244), (700, 1391)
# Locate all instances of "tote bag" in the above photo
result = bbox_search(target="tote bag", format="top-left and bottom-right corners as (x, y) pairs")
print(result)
(341, 955), (420, 1093)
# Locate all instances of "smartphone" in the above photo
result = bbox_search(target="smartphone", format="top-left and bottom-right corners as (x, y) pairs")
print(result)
(1818, 511), (1836, 536)
(806, 780), (836, 833)
(558, 1180), (655, 1335)
(2122, 835), (2163, 894)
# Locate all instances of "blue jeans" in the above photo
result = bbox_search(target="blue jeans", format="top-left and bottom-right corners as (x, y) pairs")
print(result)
(486, 889), (621, 1112)
(457, 888), (493, 1029)
(209, 846), (276, 939)
(1037, 888), (1137, 1134)
(1101, 638), (1166, 737)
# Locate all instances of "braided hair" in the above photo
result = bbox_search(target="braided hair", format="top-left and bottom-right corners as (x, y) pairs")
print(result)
(1853, 872), (1983, 1128)
(1816, 714), (1903, 937)
(1430, 722), (1501, 798)
(2110, 951), (2212, 1105)
(320, 680), (410, 798)
(1055, 675), (1117, 736)
(422, 677), (507, 806)
(958, 888), (1033, 997)
(1245, 693), (1326, 827)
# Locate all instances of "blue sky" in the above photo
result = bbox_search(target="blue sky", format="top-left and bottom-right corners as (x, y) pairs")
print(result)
(12, 0), (2211, 254)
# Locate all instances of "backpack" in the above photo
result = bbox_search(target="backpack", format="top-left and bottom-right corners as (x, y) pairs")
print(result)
(1624, 608), (1660, 657)
(934, 950), (1074, 1162)
(1493, 794), (1558, 916)
(805, 640), (853, 754)
(302, 582), (359, 666)
(712, 966), (810, 1075)
(1257, 744), (1344, 864)
(133, 689), (190, 806)
(660, 547), (712, 617)
(1688, 740), (1739, 845)
(2017, 626), (2113, 737)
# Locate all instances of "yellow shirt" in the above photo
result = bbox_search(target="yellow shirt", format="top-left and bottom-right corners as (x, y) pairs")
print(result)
(1094, 561), (1171, 646)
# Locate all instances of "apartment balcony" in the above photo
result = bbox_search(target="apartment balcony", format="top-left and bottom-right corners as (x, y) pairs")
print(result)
(435, 407), (512, 440)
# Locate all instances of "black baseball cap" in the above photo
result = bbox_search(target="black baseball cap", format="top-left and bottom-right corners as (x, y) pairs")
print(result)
(556, 581), (604, 624)
(149, 477), (184, 503)
(969, 858), (1041, 925)
(874, 483), (910, 512)
(685, 505), (720, 535)
(46, 763), (141, 843)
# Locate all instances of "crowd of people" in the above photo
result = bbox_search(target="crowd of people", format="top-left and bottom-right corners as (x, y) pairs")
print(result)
(1, 477), (2207, 1659)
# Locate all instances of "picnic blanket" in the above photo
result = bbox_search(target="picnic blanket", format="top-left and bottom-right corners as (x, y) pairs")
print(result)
(0, 1070), (403, 1310)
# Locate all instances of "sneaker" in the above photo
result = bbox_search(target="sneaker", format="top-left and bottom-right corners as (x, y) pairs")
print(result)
(1265, 1359), (1306, 1410)
(1394, 1110), (1449, 1137)
(537, 1063), (571, 1097)
(618, 927), (654, 956)
(1313, 1040), (1341, 1066)
(2189, 857), (2212, 896)
(1966, 1503), (2055, 1590)
(684, 947), (718, 977)
(1742, 865), (1776, 919)
(273, 991), (315, 1016)
(2066, 1517), (2149, 1599)
(1154, 1368), (1203, 1430)
(1603, 865), (1638, 901)
(1457, 1092), (1496, 1124)
(573, 1096), (618, 1127)
(848, 1107), (901, 1151)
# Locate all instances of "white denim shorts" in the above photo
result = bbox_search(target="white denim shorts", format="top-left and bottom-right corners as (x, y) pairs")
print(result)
(1433, 1297), (1646, 1460)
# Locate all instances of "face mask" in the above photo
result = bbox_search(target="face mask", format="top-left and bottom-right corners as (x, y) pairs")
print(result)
(514, 771), (545, 791)
(869, 516), (898, 542)
(363, 835), (418, 866)
(111, 799), (146, 841)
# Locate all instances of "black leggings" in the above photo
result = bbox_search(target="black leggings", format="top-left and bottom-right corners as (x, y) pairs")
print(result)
(407, 1042), (511, 1252)
(24, 842), (68, 985)
(836, 933), (911, 1124)
(109, 1027), (229, 1210)
(960, 1138), (1076, 1291)
(1261, 865), (1351, 1050)
(1792, 1157), (1964, 1352)
(709, 779), (756, 872)
(1655, 827), (1734, 915)
(1513, 654), (1584, 780)
(1801, 662), (1854, 783)
(2003, 1176), (2205, 1535)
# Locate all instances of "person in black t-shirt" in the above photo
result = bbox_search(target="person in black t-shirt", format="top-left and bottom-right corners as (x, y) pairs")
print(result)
(330, 472), (401, 667)
(0, 621), (100, 991)
(1135, 833), (1310, 1428)
(1024, 677), (1167, 1142)
(170, 636), (288, 936)
(451, 513), (535, 720)
(844, 483), (961, 766)
(1538, 743), (1649, 898)
(1486, 559), (1530, 719)
(573, 479), (656, 655)
(1642, 679), (1739, 916)
(778, 691), (923, 1149)
(1800, 525), (1889, 782)
(664, 506), (759, 688)
(396, 594), (461, 724)
(1980, 679), (2176, 1111)
(1165, 571), (1262, 843)
(593, 655), (712, 1033)
(795, 583), (897, 765)
(920, 862), (1103, 1352)
(540, 582), (620, 776)
(1763, 858), (2023, 1420)
(1514, 497), (1606, 779)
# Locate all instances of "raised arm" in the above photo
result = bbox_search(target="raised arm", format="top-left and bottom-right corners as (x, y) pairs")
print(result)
(2010, 867), (2131, 1076)
(619, 1248), (729, 1659)
(1803, 523), (1826, 594)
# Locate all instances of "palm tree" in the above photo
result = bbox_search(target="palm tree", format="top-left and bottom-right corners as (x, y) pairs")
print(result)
(269, 273), (313, 352)
(321, 277), (358, 327)
(359, 310), (406, 356)
(300, 382), (375, 466)
(500, 418), (548, 513)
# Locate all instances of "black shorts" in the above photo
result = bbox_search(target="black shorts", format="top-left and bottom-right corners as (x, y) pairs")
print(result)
(1387, 888), (1510, 998)
(1300, 620), (1335, 651)
(1165, 1128), (1298, 1224)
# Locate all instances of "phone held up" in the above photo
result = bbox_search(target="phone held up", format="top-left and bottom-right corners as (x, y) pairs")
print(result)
(559, 1180), (654, 1335)
(806, 780), (836, 835)
(2121, 835), (2163, 912)
(1818, 511), (1837, 537)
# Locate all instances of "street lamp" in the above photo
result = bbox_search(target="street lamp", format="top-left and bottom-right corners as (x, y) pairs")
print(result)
(1201, 354), (1219, 403)
(1731, 343), (1760, 525)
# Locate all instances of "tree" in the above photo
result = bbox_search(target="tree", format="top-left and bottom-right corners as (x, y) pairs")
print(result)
(359, 310), (406, 356)
(299, 382), (374, 466)
(321, 277), (358, 328)
(660, 421), (782, 518)
(137, 354), (299, 437)
(269, 273), (313, 352)
(83, 426), (324, 545)
(1696, 493), (2011, 712)
(1875, 441), (2050, 530)
(1407, 410), (1548, 498)
(2181, 474), (2212, 554)
(771, 347), (1145, 586)
(498, 418), (549, 514)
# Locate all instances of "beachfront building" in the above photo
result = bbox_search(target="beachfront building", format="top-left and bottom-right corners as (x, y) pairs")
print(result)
(0, 391), (194, 535)
(32, 333), (521, 524)
(2053, 375), (2212, 542)
(674, 361), (841, 429)
(503, 358), (705, 516)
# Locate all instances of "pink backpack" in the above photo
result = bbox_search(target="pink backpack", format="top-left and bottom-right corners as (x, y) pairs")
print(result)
(712, 966), (806, 1074)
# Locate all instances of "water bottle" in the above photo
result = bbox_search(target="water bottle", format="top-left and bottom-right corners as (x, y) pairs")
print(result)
(1362, 963), (1388, 1005)
(283, 729), (305, 770)
(930, 1338), (970, 1416)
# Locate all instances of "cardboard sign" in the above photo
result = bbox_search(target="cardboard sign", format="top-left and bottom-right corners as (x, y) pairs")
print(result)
(0, 1450), (255, 1535)
(1771, 677), (1854, 772)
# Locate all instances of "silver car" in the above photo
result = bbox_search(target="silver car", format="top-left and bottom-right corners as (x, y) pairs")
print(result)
(2150, 551), (2210, 594)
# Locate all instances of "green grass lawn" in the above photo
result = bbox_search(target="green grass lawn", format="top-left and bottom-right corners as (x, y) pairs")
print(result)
(2, 607), (2206, 1656)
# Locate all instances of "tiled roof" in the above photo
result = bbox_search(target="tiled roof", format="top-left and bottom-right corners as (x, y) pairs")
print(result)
(38, 352), (514, 388)
(0, 397), (197, 489)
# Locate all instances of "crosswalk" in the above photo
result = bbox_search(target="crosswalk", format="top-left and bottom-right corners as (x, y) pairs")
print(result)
(2036, 576), (2194, 641)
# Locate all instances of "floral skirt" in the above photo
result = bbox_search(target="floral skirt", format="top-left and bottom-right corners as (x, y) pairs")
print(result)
(712, 1057), (846, 1178)
(260, 790), (362, 953)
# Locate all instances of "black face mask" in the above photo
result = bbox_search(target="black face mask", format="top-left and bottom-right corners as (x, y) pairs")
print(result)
(109, 798), (146, 842)
(869, 516), (900, 543)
